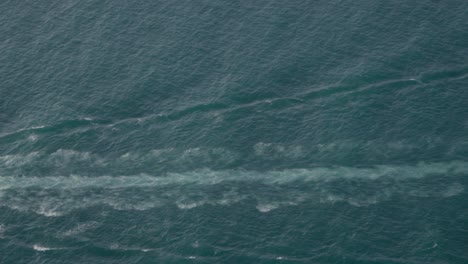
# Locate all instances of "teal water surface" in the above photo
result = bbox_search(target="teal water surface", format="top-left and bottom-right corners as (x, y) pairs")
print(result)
(1, 0), (468, 263)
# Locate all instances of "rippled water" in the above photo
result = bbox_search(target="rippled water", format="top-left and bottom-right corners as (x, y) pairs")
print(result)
(1, 0), (468, 263)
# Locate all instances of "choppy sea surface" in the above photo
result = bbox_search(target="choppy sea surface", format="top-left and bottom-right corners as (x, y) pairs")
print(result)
(1, 1), (468, 263)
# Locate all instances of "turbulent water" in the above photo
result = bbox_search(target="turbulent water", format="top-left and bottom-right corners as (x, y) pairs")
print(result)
(1, 1), (468, 263)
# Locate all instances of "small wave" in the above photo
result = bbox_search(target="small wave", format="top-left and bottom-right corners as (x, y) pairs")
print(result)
(419, 67), (468, 84)
(254, 142), (304, 159)
(106, 244), (156, 252)
(347, 197), (379, 207)
(63, 221), (100, 236)
(441, 183), (465, 197)
(0, 119), (111, 142)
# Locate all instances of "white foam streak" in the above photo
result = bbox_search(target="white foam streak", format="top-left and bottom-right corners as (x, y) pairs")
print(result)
(0, 224), (5, 238)
(33, 244), (56, 251)
(0, 162), (465, 216)
(0, 161), (466, 190)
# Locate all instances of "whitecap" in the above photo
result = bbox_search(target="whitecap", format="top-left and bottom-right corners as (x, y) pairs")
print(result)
(27, 134), (38, 141)
(17, 125), (45, 132)
(29, 126), (45, 130)
(36, 207), (62, 217)
(106, 199), (164, 211)
(176, 201), (205, 210)
(256, 204), (279, 213)
(320, 194), (345, 204)
(106, 244), (154, 252)
(48, 149), (92, 164)
(33, 244), (54, 251)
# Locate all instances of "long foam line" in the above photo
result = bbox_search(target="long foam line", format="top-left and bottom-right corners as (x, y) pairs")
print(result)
(0, 161), (467, 190)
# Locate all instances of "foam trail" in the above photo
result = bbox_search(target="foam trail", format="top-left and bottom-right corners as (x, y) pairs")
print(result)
(0, 161), (467, 190)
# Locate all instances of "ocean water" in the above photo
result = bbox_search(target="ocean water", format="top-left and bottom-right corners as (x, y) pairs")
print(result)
(1, 0), (468, 263)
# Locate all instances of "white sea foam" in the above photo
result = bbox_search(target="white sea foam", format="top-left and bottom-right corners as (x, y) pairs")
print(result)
(0, 224), (5, 238)
(106, 244), (154, 252)
(27, 134), (38, 141)
(1, 181), (464, 216)
(0, 141), (451, 175)
(33, 244), (54, 251)
(256, 204), (279, 213)
(63, 221), (100, 236)
(36, 207), (62, 217)
(0, 161), (465, 216)
(256, 199), (301, 212)
(176, 201), (205, 209)
(49, 149), (93, 165)
(175, 192), (247, 209)
(0, 161), (466, 189)
(320, 194), (345, 203)
(17, 126), (45, 133)
(0, 152), (40, 168)
(30, 126), (45, 130)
